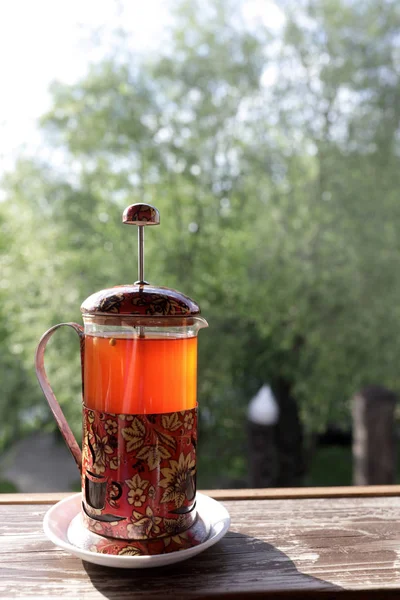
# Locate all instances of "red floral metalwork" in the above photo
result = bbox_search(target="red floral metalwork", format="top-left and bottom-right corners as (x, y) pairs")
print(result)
(82, 406), (198, 541)
(86, 514), (207, 555)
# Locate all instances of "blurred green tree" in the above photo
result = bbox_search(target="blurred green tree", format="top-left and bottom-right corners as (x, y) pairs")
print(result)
(1, 0), (400, 486)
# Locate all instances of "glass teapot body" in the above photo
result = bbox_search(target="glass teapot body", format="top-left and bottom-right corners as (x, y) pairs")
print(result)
(79, 283), (207, 416)
(83, 314), (205, 416)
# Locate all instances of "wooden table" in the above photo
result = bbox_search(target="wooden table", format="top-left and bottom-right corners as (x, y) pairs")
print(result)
(2, 486), (400, 599)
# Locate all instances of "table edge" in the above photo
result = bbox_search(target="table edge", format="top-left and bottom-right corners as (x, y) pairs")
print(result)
(1, 485), (400, 504)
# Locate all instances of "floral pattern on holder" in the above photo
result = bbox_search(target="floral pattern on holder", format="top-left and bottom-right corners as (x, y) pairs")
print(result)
(82, 406), (198, 541)
(86, 512), (207, 556)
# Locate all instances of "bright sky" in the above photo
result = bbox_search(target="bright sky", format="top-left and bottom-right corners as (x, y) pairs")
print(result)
(0, 0), (284, 175)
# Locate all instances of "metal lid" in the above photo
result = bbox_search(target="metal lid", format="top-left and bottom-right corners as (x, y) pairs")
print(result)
(81, 284), (200, 317)
(80, 204), (201, 318)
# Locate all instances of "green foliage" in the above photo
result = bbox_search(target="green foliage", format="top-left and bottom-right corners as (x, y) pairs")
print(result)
(304, 446), (353, 487)
(1, 0), (400, 484)
(305, 444), (400, 488)
(0, 480), (18, 493)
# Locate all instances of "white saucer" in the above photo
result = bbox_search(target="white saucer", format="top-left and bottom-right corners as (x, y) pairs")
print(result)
(43, 492), (230, 569)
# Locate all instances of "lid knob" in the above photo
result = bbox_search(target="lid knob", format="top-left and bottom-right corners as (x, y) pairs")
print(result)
(123, 203), (160, 284)
(123, 204), (160, 226)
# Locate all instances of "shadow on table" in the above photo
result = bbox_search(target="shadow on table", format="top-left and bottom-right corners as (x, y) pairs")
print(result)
(83, 531), (344, 599)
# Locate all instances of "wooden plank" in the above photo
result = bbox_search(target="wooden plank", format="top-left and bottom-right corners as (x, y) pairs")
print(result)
(0, 493), (73, 505)
(1, 497), (400, 597)
(1, 485), (400, 505)
(205, 485), (400, 500)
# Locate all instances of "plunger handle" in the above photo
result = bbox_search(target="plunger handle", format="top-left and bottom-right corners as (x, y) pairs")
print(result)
(122, 204), (160, 284)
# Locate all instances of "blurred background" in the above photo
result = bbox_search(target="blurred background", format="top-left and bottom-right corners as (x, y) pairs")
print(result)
(1, 0), (400, 493)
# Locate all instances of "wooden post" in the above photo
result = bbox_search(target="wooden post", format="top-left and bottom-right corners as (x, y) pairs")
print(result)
(273, 377), (305, 487)
(247, 385), (279, 487)
(352, 385), (397, 485)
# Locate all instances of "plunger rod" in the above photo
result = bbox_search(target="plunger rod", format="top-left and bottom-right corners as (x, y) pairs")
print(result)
(138, 226), (144, 284)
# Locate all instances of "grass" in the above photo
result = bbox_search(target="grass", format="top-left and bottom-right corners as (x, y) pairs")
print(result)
(0, 479), (18, 493)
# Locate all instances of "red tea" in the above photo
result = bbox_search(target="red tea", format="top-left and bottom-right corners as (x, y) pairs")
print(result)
(84, 335), (197, 414)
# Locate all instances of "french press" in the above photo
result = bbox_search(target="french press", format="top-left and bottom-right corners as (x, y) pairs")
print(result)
(35, 204), (208, 555)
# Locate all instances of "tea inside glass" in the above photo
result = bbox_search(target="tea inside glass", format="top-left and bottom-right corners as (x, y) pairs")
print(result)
(83, 318), (200, 414)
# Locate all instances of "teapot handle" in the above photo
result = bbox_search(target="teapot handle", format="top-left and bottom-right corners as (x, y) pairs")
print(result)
(35, 323), (84, 474)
